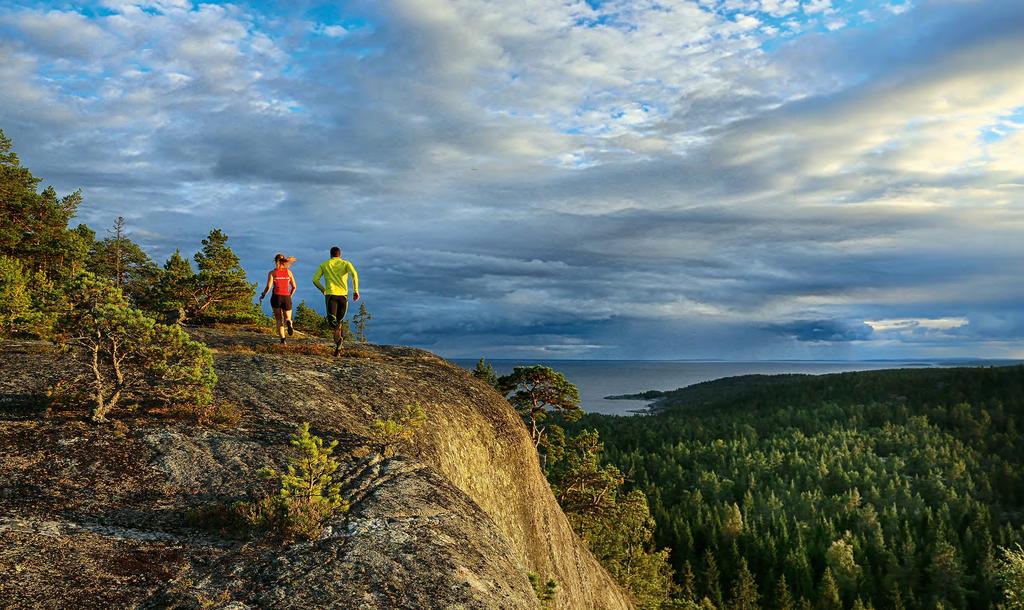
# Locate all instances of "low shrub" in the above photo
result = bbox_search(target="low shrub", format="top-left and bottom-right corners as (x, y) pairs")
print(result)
(172, 400), (242, 427)
(528, 572), (558, 609)
(54, 273), (217, 423)
(368, 402), (427, 457)
(249, 422), (349, 542)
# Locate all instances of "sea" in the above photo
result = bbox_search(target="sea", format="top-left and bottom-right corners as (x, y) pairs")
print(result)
(450, 359), (1013, 416)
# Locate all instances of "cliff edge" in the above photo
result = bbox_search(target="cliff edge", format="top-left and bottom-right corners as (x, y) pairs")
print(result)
(0, 328), (634, 610)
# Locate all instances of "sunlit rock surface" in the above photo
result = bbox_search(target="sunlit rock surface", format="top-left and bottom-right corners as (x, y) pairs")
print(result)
(0, 329), (633, 609)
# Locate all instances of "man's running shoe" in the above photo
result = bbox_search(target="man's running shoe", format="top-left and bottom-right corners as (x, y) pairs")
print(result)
(280, 337), (286, 345)
(286, 320), (294, 336)
(333, 343), (341, 358)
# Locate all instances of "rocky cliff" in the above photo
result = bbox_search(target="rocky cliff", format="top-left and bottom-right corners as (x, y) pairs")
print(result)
(0, 328), (634, 610)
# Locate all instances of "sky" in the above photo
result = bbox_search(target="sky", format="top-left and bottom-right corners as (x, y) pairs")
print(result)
(1, 0), (1022, 360)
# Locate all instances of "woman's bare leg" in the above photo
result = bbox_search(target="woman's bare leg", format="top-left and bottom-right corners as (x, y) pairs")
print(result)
(274, 308), (285, 340)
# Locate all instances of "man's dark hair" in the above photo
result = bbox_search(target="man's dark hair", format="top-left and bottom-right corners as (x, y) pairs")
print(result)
(330, 246), (341, 257)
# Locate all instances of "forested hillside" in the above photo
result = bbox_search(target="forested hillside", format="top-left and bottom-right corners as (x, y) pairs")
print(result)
(571, 366), (1024, 609)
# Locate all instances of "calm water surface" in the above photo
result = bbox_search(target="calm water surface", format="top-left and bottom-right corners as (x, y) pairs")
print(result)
(451, 359), (967, 416)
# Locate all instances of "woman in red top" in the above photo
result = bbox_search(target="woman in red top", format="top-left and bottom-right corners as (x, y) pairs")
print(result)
(259, 253), (298, 344)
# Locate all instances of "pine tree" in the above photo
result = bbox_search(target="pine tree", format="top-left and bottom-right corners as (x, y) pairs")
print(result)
(87, 217), (158, 306)
(548, 430), (623, 515)
(545, 427), (673, 608)
(472, 357), (499, 389)
(498, 365), (581, 449)
(255, 422), (349, 541)
(0, 128), (89, 282)
(352, 302), (372, 342)
(704, 549), (724, 609)
(680, 560), (697, 602)
(55, 273), (216, 422)
(928, 539), (965, 608)
(996, 544), (1024, 610)
(723, 502), (744, 538)
(0, 256), (37, 337)
(191, 228), (257, 322)
(825, 537), (860, 593)
(730, 557), (759, 610)
(974, 522), (998, 607)
(0, 129), (90, 335)
(787, 546), (815, 599)
(154, 249), (196, 322)
(293, 300), (330, 337)
(886, 582), (906, 610)
(112, 216), (126, 288)
(816, 568), (842, 610)
(776, 574), (796, 610)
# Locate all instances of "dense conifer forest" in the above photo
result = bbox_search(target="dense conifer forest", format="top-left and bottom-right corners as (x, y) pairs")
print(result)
(568, 366), (1024, 609)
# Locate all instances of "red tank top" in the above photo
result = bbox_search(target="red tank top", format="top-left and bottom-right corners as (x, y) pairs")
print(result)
(272, 268), (291, 295)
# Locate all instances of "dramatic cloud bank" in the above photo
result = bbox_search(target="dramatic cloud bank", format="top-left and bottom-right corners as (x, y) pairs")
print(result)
(2, 0), (1022, 358)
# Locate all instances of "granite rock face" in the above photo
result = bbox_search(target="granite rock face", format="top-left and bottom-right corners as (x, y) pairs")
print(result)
(0, 330), (633, 610)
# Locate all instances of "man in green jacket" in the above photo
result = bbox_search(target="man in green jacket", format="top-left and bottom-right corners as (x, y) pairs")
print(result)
(313, 245), (360, 357)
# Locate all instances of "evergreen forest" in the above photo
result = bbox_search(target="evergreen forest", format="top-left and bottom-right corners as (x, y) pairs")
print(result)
(566, 366), (1024, 609)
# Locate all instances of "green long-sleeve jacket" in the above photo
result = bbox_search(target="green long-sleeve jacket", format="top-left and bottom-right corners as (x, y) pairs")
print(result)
(313, 258), (359, 296)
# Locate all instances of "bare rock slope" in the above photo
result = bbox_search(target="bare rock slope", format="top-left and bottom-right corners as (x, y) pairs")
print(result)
(0, 329), (633, 610)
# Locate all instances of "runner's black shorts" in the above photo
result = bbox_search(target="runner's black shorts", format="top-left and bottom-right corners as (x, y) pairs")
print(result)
(325, 295), (348, 328)
(269, 294), (293, 311)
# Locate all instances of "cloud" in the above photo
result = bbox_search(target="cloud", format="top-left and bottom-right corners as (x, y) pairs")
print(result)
(0, 9), (112, 58)
(0, 0), (1022, 358)
(760, 0), (799, 18)
(769, 319), (874, 343)
(865, 318), (969, 333)
(803, 0), (832, 16)
(313, 23), (348, 38)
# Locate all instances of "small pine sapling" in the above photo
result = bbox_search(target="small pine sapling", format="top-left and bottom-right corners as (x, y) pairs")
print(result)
(528, 572), (558, 609)
(369, 402), (427, 457)
(255, 422), (349, 541)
